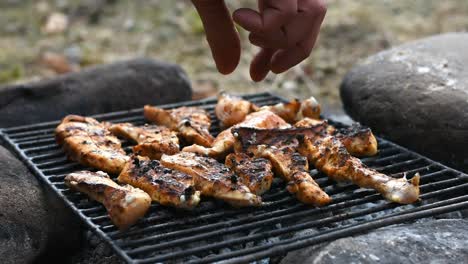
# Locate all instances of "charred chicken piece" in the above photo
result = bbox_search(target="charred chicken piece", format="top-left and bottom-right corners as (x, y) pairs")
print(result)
(234, 124), (419, 204)
(183, 109), (290, 159)
(233, 127), (331, 206)
(295, 118), (378, 157)
(260, 97), (321, 123)
(215, 93), (259, 128)
(118, 156), (200, 209)
(55, 115), (129, 174)
(160, 152), (261, 207)
(65, 171), (151, 229)
(225, 153), (274, 195)
(298, 133), (420, 204)
(109, 123), (179, 159)
(144, 106), (214, 147)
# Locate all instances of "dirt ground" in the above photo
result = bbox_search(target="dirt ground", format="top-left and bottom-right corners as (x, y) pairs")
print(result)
(1, 0), (468, 108)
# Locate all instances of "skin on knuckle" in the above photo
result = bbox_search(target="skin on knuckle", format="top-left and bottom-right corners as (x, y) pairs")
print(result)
(301, 0), (327, 16)
(296, 43), (312, 60)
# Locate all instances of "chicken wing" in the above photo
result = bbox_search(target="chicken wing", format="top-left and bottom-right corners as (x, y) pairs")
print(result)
(297, 132), (420, 204)
(215, 93), (258, 128)
(232, 126), (331, 206)
(295, 118), (378, 157)
(55, 115), (129, 174)
(260, 96), (321, 123)
(65, 170), (151, 229)
(160, 152), (261, 207)
(144, 106), (214, 147)
(225, 153), (274, 195)
(118, 156), (200, 209)
(183, 109), (290, 159)
(109, 123), (179, 159)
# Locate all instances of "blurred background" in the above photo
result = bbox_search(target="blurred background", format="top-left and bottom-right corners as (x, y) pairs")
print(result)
(1, 0), (468, 109)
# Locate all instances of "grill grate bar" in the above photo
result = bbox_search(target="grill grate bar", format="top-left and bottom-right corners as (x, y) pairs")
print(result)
(112, 181), (383, 240)
(195, 195), (468, 264)
(1, 92), (467, 264)
(127, 177), (467, 260)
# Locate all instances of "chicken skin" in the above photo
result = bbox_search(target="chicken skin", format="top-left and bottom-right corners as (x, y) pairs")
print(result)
(65, 171), (151, 229)
(55, 115), (129, 174)
(183, 109), (290, 159)
(297, 131), (420, 204)
(260, 96), (321, 123)
(295, 118), (378, 157)
(225, 153), (274, 195)
(214, 94), (321, 127)
(109, 123), (179, 159)
(160, 152), (262, 207)
(144, 106), (214, 147)
(118, 156), (200, 209)
(215, 93), (258, 128)
(235, 122), (419, 204)
(232, 126), (331, 206)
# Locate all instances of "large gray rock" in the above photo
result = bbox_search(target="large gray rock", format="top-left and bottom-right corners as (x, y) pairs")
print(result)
(281, 219), (468, 264)
(0, 58), (192, 127)
(340, 33), (468, 172)
(69, 231), (123, 264)
(0, 145), (82, 264)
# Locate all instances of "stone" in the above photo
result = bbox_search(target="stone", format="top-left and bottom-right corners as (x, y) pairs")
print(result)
(281, 219), (468, 264)
(69, 231), (123, 264)
(0, 58), (192, 128)
(0, 145), (82, 264)
(340, 33), (468, 172)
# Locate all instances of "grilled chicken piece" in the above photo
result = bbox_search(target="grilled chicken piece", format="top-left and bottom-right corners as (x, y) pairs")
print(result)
(160, 152), (261, 207)
(109, 123), (179, 159)
(233, 127), (331, 206)
(295, 118), (378, 157)
(225, 153), (273, 195)
(118, 156), (200, 209)
(260, 97), (321, 123)
(215, 93), (258, 128)
(297, 132), (420, 204)
(144, 106), (214, 147)
(183, 109), (290, 159)
(55, 115), (129, 174)
(65, 171), (151, 229)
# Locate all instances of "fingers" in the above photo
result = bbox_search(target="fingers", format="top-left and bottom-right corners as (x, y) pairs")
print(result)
(250, 48), (275, 82)
(192, 0), (241, 74)
(247, 0), (327, 50)
(248, 0), (327, 74)
(260, 0), (298, 33)
(270, 5), (325, 74)
(233, 8), (263, 33)
(234, 0), (297, 34)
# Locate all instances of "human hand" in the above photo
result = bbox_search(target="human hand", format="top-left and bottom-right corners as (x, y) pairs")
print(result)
(192, 0), (327, 82)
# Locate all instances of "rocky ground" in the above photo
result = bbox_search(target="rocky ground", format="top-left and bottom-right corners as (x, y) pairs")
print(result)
(1, 0), (468, 107)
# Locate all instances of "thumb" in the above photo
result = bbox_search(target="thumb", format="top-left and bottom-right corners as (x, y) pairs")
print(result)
(192, 0), (241, 74)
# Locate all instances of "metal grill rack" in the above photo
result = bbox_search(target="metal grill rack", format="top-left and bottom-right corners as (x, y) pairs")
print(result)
(1, 92), (467, 263)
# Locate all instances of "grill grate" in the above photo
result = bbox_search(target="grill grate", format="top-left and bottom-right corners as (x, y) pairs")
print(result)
(1, 92), (467, 264)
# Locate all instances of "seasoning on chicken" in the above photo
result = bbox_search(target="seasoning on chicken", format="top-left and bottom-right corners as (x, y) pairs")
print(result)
(160, 152), (262, 207)
(118, 156), (200, 209)
(232, 126), (331, 206)
(295, 118), (378, 157)
(55, 115), (129, 174)
(109, 123), (179, 159)
(225, 153), (274, 195)
(183, 109), (290, 159)
(260, 96), (321, 123)
(144, 106), (214, 147)
(215, 93), (258, 128)
(65, 170), (151, 229)
(297, 132), (420, 204)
